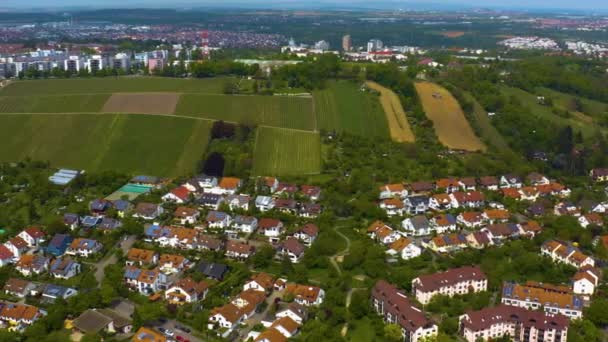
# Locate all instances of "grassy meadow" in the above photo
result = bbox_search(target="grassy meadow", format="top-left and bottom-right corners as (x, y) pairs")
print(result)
(0, 114), (211, 176)
(313, 81), (389, 138)
(253, 126), (322, 176)
(176, 94), (315, 130)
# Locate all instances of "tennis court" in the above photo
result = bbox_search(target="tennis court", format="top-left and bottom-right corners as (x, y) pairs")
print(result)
(105, 183), (154, 201)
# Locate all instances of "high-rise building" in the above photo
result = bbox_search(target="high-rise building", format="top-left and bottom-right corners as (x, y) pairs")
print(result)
(314, 40), (330, 51)
(342, 35), (352, 52)
(367, 39), (383, 52)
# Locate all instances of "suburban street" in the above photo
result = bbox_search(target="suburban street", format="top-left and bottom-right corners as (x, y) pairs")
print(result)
(92, 235), (136, 286)
(238, 290), (284, 340)
(157, 319), (204, 342)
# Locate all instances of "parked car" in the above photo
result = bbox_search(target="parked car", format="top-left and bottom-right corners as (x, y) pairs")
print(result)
(175, 324), (191, 333)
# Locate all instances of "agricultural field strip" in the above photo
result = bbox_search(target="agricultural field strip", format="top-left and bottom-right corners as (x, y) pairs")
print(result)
(365, 81), (415, 142)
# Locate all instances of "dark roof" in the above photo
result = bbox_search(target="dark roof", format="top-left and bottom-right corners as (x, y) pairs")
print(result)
(372, 280), (434, 333)
(196, 261), (229, 280)
(414, 266), (486, 292)
(461, 305), (569, 332)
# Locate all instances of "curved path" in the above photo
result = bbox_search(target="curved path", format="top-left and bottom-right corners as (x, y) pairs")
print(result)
(329, 226), (351, 276)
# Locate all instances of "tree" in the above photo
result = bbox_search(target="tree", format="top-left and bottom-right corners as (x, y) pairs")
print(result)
(585, 298), (608, 327)
(348, 290), (369, 319)
(383, 323), (403, 342)
(251, 244), (275, 269)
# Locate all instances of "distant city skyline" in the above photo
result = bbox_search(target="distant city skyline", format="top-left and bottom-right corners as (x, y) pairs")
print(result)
(2, 0), (607, 11)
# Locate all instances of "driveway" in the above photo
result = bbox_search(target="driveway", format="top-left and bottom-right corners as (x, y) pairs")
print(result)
(238, 290), (283, 340)
(92, 235), (136, 286)
(158, 319), (203, 342)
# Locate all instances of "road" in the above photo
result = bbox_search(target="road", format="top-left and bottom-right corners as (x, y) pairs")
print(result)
(158, 319), (203, 342)
(238, 290), (283, 340)
(92, 235), (136, 286)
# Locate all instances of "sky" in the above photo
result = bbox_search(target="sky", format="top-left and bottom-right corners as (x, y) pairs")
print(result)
(2, 0), (607, 11)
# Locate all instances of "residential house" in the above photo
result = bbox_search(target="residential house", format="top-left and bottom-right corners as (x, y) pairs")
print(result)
(436, 178), (460, 193)
(15, 255), (50, 277)
(186, 174), (218, 191)
(483, 223), (522, 241)
(124, 267), (167, 295)
(80, 216), (102, 229)
(379, 183), (408, 200)
(0, 246), (13, 267)
(292, 224), (319, 246)
(379, 198), (405, 216)
(165, 277), (209, 304)
(46, 234), (73, 257)
(404, 195), (429, 215)
(50, 257), (81, 279)
(459, 305), (568, 342)
(371, 280), (438, 342)
(259, 218), (284, 243)
(590, 168), (608, 182)
(174, 206), (200, 225)
(0, 303), (46, 330)
(130, 175), (162, 187)
(520, 221), (543, 237)
(197, 193), (224, 210)
(17, 227), (46, 247)
(527, 172), (550, 186)
(112, 200), (132, 218)
(3, 278), (34, 298)
(412, 266), (488, 305)
(285, 284), (325, 306)
(501, 281), (583, 319)
(213, 177), (242, 195)
(402, 216), (432, 236)
(206, 211), (232, 229)
(133, 203), (164, 220)
(459, 177), (477, 191)
(502, 188), (522, 201)
(541, 240), (595, 269)
(255, 196), (276, 212)
(301, 185), (322, 201)
(429, 194), (452, 211)
(4, 237), (28, 258)
(196, 261), (229, 281)
(142, 251), (172, 273)
(430, 214), (457, 234)
(244, 273), (276, 293)
(554, 202), (581, 217)
(276, 183), (298, 195)
(500, 174), (523, 189)
(483, 209), (510, 224)
(425, 234), (468, 254)
(158, 254), (189, 274)
(579, 213), (603, 228)
(72, 308), (133, 336)
(208, 303), (246, 334)
(572, 266), (600, 299)
(261, 177), (280, 193)
(232, 215), (258, 234)
(275, 199), (298, 215)
(145, 225), (198, 250)
(276, 303), (308, 324)
(225, 241), (255, 260)
(368, 221), (401, 245)
(387, 238), (422, 260)
(466, 231), (493, 249)
(161, 186), (191, 204)
(90, 199), (112, 216)
(519, 187), (540, 201)
(197, 234), (223, 252)
(408, 181), (435, 195)
(66, 238), (103, 258)
(225, 194), (251, 211)
(299, 203), (321, 218)
(478, 176), (499, 191)
(277, 238), (305, 263)
(63, 213), (80, 230)
(98, 218), (122, 232)
(527, 202), (547, 217)
(450, 191), (485, 209)
(270, 316), (300, 338)
(42, 284), (78, 302)
(457, 212), (484, 229)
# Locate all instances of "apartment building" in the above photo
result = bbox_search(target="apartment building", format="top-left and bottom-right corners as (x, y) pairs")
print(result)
(501, 281), (584, 319)
(541, 240), (595, 269)
(412, 266), (487, 305)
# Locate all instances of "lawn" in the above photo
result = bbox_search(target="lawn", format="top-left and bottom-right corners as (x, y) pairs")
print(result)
(252, 126), (321, 176)
(0, 77), (242, 95)
(415, 82), (486, 152)
(348, 317), (377, 342)
(175, 94), (315, 131)
(500, 86), (600, 137)
(0, 114), (211, 176)
(0, 94), (110, 113)
(313, 81), (390, 138)
(536, 87), (608, 119)
(463, 91), (512, 152)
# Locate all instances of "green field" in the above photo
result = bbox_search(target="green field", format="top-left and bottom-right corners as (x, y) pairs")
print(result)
(176, 94), (315, 130)
(0, 114), (211, 176)
(464, 91), (511, 152)
(348, 318), (377, 342)
(252, 126), (321, 176)
(313, 81), (389, 137)
(0, 77), (242, 95)
(500, 86), (601, 137)
(0, 94), (110, 113)
(536, 87), (608, 119)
